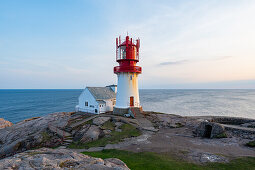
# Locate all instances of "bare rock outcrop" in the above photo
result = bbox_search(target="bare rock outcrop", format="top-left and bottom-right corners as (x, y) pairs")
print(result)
(0, 112), (71, 158)
(0, 148), (129, 169)
(146, 113), (185, 128)
(93, 116), (111, 125)
(0, 118), (13, 129)
(81, 125), (102, 143)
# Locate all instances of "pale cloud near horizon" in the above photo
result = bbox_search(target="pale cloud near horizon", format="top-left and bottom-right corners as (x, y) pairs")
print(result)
(0, 0), (255, 89)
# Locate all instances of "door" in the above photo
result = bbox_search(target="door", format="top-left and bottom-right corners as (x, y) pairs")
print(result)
(130, 96), (134, 107)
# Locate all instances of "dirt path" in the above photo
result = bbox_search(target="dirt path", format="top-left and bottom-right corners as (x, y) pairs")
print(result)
(120, 127), (255, 162)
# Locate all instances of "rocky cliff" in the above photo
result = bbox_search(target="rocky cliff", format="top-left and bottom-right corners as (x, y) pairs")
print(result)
(0, 147), (129, 169)
(0, 112), (71, 158)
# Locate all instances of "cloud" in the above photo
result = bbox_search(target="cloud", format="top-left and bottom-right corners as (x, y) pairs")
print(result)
(159, 60), (189, 66)
(158, 56), (233, 66)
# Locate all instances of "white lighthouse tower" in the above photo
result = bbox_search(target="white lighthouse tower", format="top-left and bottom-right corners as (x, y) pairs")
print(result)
(113, 35), (142, 116)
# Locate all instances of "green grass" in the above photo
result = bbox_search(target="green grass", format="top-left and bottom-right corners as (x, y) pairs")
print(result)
(175, 122), (184, 128)
(41, 131), (51, 142)
(215, 132), (228, 138)
(101, 120), (115, 130)
(82, 149), (255, 170)
(246, 140), (255, 147)
(68, 123), (142, 149)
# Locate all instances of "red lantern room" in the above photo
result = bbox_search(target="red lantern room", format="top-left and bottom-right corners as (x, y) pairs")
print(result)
(114, 36), (142, 74)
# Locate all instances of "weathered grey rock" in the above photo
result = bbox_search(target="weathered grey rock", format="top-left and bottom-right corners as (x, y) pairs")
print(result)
(103, 129), (112, 135)
(0, 148), (129, 169)
(241, 122), (255, 128)
(81, 125), (102, 143)
(93, 117), (111, 126)
(212, 117), (255, 125)
(73, 124), (91, 141)
(147, 113), (185, 129)
(194, 121), (225, 138)
(115, 122), (123, 128)
(0, 118), (13, 129)
(188, 151), (228, 163)
(0, 112), (71, 158)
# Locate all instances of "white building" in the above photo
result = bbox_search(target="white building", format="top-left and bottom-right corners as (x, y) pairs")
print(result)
(75, 85), (117, 114)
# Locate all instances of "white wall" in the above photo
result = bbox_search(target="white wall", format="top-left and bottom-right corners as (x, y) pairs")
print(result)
(115, 72), (140, 108)
(105, 99), (115, 111)
(99, 103), (106, 113)
(78, 88), (99, 114)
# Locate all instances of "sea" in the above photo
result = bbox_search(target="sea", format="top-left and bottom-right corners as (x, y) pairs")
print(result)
(0, 89), (255, 123)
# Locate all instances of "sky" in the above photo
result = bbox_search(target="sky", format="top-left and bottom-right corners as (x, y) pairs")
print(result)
(0, 0), (255, 89)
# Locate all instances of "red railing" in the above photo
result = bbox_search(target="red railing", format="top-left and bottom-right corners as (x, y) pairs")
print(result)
(114, 66), (142, 73)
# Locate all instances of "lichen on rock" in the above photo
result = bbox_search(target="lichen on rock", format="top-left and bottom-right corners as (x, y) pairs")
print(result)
(0, 148), (130, 169)
(0, 118), (13, 129)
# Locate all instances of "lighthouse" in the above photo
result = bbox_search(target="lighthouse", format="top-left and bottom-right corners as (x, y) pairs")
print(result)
(113, 35), (142, 115)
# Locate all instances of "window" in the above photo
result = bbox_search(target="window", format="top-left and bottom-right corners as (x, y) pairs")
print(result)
(85, 101), (88, 107)
(90, 105), (94, 108)
(119, 46), (126, 59)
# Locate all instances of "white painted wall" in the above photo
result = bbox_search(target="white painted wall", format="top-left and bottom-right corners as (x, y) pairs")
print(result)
(77, 88), (99, 114)
(105, 99), (115, 111)
(99, 103), (106, 113)
(77, 87), (116, 114)
(115, 72), (140, 108)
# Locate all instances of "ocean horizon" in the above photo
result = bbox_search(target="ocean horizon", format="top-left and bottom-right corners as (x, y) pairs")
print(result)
(1, 89), (255, 123)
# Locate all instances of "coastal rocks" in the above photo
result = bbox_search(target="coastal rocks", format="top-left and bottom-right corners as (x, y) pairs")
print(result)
(146, 113), (185, 129)
(212, 117), (255, 125)
(188, 151), (228, 163)
(0, 112), (71, 158)
(73, 124), (91, 141)
(93, 117), (111, 126)
(0, 148), (129, 170)
(0, 118), (13, 129)
(194, 121), (226, 138)
(241, 122), (255, 128)
(81, 125), (102, 143)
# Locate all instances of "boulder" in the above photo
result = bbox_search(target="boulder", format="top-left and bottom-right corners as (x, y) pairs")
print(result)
(0, 148), (129, 170)
(81, 125), (102, 143)
(0, 118), (13, 129)
(73, 124), (91, 141)
(93, 117), (111, 126)
(194, 121), (226, 138)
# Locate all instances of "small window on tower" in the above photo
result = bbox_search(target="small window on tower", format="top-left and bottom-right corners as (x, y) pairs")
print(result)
(85, 102), (88, 107)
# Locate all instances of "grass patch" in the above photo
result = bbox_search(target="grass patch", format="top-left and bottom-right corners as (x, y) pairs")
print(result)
(101, 120), (115, 130)
(175, 122), (184, 128)
(82, 149), (255, 170)
(215, 133), (227, 138)
(41, 131), (51, 142)
(246, 140), (255, 147)
(68, 123), (141, 149)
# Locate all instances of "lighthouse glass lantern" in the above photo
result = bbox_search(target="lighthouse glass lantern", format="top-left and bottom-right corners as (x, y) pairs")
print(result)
(113, 35), (142, 114)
